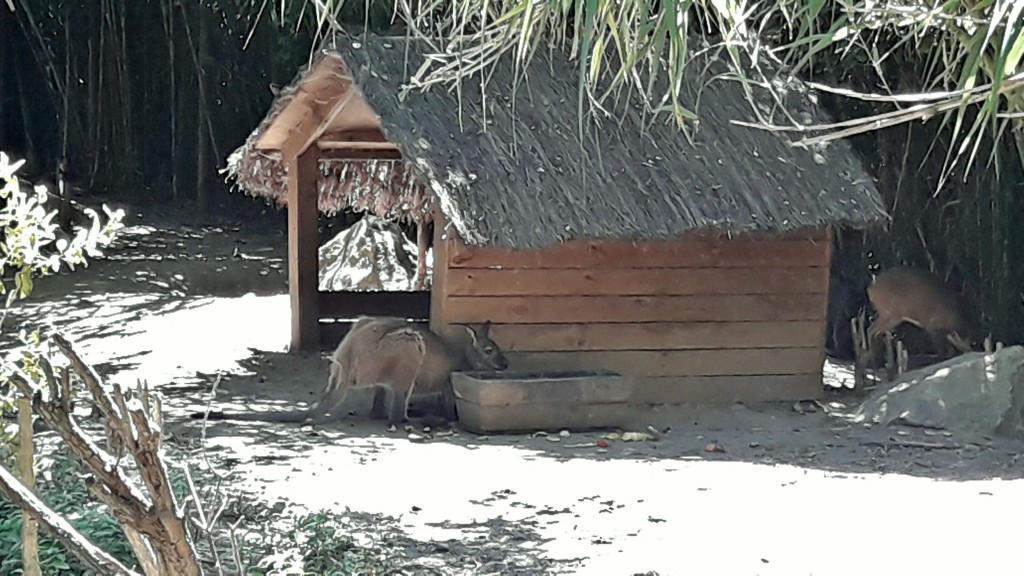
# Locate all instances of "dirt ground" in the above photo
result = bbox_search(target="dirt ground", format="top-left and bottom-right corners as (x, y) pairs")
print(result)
(4, 192), (1023, 575)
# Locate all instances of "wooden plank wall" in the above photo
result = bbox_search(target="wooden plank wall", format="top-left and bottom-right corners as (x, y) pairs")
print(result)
(318, 290), (430, 349)
(432, 231), (832, 404)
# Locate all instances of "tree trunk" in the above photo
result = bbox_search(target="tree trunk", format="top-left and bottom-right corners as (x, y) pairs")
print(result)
(13, 58), (37, 168)
(58, 6), (72, 232)
(161, 0), (178, 201)
(0, 7), (7, 148)
(195, 2), (209, 213)
(115, 0), (135, 192)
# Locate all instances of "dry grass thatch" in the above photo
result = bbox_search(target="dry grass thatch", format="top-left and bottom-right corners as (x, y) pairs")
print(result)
(226, 32), (888, 249)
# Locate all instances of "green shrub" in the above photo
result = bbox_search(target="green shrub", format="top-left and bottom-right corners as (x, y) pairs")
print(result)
(248, 510), (397, 575)
(0, 455), (138, 575)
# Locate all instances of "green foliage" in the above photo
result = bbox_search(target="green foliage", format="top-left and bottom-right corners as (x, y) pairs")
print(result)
(0, 454), (139, 575)
(287, 0), (1024, 183)
(758, 0), (1024, 186)
(250, 510), (396, 575)
(0, 152), (124, 456)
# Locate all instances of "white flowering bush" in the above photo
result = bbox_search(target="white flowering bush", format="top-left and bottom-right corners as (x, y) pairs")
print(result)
(0, 152), (125, 454)
(0, 152), (124, 306)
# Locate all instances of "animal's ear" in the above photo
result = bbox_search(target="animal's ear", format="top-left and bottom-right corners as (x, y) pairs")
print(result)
(480, 320), (493, 338)
(463, 324), (479, 345)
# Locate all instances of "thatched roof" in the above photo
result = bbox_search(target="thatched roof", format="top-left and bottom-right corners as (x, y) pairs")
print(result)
(224, 49), (433, 224)
(226, 33), (888, 249)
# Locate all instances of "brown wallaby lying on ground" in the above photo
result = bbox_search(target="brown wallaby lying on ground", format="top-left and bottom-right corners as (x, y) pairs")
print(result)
(195, 316), (509, 425)
(865, 266), (973, 361)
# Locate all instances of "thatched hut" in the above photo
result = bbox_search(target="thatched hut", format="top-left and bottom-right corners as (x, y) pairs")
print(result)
(226, 33), (888, 404)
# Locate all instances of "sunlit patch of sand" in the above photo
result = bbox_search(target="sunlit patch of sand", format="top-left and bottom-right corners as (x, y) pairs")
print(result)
(3, 292), (290, 387)
(823, 357), (856, 389)
(209, 432), (1023, 575)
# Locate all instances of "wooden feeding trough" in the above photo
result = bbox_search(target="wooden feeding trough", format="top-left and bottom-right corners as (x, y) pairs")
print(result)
(225, 31), (889, 408)
(452, 370), (635, 433)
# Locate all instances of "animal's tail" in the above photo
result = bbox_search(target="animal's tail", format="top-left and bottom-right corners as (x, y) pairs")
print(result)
(303, 356), (346, 421)
(401, 329), (428, 419)
(189, 409), (312, 423)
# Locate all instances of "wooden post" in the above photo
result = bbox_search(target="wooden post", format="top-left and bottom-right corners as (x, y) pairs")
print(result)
(818, 226), (834, 368)
(287, 146), (320, 352)
(18, 398), (41, 576)
(413, 218), (429, 291)
(429, 211), (450, 337)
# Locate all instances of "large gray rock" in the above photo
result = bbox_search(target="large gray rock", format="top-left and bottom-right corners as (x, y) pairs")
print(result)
(318, 215), (432, 291)
(855, 346), (1024, 437)
(997, 355), (1024, 439)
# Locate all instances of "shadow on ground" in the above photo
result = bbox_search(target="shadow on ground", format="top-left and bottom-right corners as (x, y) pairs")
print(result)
(167, 349), (1024, 484)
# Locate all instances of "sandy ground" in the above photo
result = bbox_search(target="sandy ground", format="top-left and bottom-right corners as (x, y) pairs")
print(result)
(3, 195), (1022, 575)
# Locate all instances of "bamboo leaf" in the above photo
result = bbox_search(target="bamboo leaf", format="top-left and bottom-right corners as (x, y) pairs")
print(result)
(999, 5), (1024, 74)
(806, 0), (825, 24)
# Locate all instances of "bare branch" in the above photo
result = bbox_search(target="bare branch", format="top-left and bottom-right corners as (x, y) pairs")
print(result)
(7, 333), (201, 575)
(0, 466), (141, 576)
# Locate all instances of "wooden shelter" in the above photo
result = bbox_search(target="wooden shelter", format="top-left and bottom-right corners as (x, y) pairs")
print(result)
(226, 33), (889, 404)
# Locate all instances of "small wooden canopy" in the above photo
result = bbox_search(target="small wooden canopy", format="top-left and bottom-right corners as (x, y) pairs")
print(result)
(254, 53), (397, 161)
(248, 53), (421, 351)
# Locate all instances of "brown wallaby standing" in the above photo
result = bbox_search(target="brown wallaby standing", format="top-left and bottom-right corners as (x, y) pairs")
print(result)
(865, 267), (972, 360)
(309, 316), (508, 423)
(196, 316), (508, 425)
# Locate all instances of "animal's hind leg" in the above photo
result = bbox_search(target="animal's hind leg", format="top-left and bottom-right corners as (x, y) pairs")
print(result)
(864, 316), (893, 370)
(380, 386), (409, 425)
(367, 386), (388, 420)
(405, 391), (455, 422)
(441, 388), (458, 422)
(931, 331), (960, 360)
